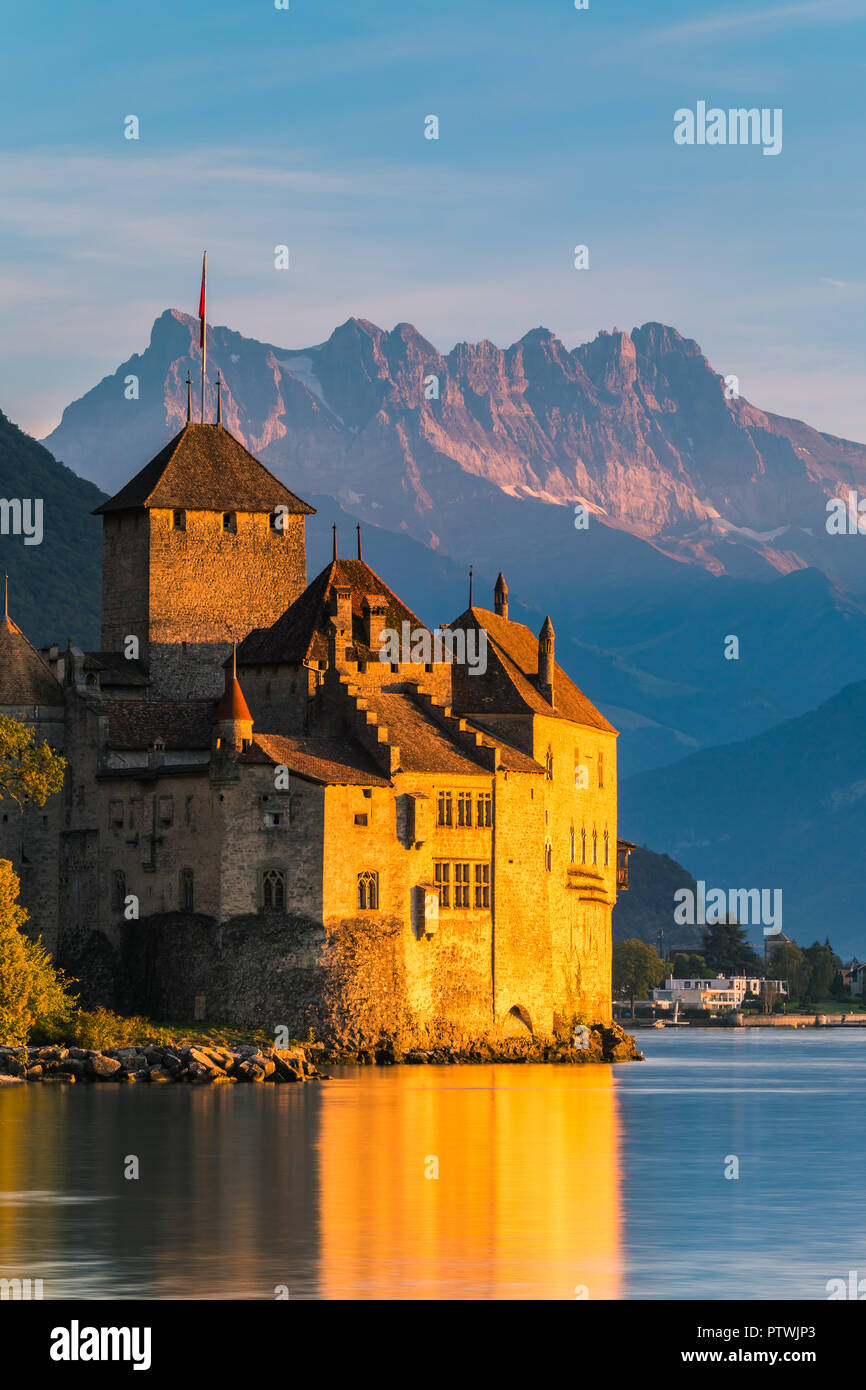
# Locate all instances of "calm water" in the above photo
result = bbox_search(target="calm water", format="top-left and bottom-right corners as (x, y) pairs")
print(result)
(1, 1029), (865, 1300)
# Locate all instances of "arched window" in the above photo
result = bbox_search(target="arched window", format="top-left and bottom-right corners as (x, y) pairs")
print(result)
(592, 828), (598, 865)
(570, 825), (575, 863)
(580, 827), (586, 864)
(604, 830), (610, 867)
(222, 511), (237, 534)
(358, 871), (379, 910)
(261, 867), (286, 910)
(180, 868), (195, 911)
(544, 838), (552, 873)
(545, 747), (554, 780)
(111, 869), (126, 913)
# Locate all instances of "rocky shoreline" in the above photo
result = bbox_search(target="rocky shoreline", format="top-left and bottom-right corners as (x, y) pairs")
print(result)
(0, 1043), (323, 1085)
(0, 1024), (642, 1084)
(321, 1022), (643, 1066)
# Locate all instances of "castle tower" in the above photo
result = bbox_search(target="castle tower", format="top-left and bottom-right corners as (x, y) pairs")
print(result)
(94, 422), (316, 699)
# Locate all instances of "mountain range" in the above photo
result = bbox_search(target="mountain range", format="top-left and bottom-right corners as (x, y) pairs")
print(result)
(621, 681), (866, 959)
(44, 309), (866, 589)
(0, 409), (103, 648)
(33, 309), (866, 778)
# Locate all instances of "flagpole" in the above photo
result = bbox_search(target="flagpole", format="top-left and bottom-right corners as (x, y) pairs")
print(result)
(200, 250), (207, 423)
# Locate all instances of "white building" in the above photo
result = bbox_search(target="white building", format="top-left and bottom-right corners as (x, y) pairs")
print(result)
(652, 976), (788, 1013)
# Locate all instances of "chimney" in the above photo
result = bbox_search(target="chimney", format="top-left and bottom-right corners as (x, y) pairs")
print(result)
(494, 572), (508, 619)
(362, 593), (389, 656)
(147, 737), (166, 771)
(330, 581), (352, 628)
(538, 615), (555, 705)
(329, 582), (352, 664)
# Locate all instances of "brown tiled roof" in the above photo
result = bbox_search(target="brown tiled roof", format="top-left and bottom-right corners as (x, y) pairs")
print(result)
(106, 701), (215, 750)
(364, 692), (493, 775)
(0, 617), (64, 707)
(83, 651), (150, 688)
(451, 606), (617, 733)
(237, 558), (427, 667)
(94, 423), (316, 515)
(242, 733), (390, 786)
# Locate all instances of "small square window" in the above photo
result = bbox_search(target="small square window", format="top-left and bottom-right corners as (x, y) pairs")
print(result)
(354, 813), (369, 826)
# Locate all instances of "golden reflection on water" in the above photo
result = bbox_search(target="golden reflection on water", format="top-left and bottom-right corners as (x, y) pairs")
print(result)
(0, 1066), (622, 1300)
(317, 1065), (622, 1300)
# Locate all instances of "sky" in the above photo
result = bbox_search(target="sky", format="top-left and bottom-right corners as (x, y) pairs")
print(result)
(1, 0), (865, 440)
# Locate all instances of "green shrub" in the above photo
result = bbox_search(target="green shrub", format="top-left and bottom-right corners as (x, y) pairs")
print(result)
(69, 1008), (172, 1051)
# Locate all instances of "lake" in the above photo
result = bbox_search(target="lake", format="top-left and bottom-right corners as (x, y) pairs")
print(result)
(1, 1028), (864, 1300)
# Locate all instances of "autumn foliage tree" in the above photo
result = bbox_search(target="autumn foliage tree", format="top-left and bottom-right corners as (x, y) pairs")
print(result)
(0, 860), (75, 1044)
(0, 714), (72, 1044)
(0, 713), (65, 809)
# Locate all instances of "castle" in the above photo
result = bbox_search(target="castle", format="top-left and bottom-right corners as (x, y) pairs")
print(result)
(0, 416), (630, 1047)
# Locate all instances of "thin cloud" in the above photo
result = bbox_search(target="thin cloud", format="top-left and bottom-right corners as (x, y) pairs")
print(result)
(654, 0), (863, 41)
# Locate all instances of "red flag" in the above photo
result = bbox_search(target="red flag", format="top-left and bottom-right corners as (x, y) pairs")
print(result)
(198, 252), (206, 349)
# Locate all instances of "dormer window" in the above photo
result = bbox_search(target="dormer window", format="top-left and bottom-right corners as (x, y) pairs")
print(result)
(172, 509), (186, 531)
(222, 511), (237, 534)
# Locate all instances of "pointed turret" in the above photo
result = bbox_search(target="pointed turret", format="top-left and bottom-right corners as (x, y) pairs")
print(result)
(538, 615), (555, 706)
(494, 572), (509, 619)
(212, 653), (253, 754)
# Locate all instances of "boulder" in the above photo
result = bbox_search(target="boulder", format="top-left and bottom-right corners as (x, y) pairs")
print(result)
(88, 1055), (123, 1079)
(235, 1060), (266, 1083)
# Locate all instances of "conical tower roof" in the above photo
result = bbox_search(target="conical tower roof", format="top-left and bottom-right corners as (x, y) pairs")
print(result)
(0, 615), (63, 706)
(214, 676), (252, 723)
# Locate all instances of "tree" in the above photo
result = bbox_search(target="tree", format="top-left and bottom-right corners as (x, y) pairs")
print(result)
(613, 939), (667, 1014)
(0, 715), (71, 1043)
(759, 979), (778, 1014)
(0, 860), (75, 1045)
(771, 941), (810, 1002)
(702, 920), (763, 975)
(672, 952), (708, 979)
(0, 714), (65, 810)
(803, 941), (835, 1004)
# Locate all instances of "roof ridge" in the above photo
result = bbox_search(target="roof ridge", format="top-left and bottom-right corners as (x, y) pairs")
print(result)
(94, 422), (316, 516)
